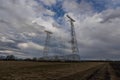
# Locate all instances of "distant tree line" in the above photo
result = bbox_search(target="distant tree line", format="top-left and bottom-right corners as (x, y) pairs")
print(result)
(0, 55), (38, 61)
(0, 55), (16, 60)
(0, 55), (115, 62)
(0, 55), (68, 62)
(0, 55), (59, 61)
(0, 54), (84, 62)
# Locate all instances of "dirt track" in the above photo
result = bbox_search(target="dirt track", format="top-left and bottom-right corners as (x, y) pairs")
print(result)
(54, 62), (120, 80)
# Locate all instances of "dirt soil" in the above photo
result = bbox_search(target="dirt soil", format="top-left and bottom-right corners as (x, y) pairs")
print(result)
(0, 61), (119, 80)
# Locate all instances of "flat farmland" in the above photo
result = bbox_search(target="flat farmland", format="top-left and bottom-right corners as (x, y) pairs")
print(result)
(0, 61), (119, 80)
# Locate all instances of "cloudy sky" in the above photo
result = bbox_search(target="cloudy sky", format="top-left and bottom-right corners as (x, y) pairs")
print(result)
(0, 0), (120, 60)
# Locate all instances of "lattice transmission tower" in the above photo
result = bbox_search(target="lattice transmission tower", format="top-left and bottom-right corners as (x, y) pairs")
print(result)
(67, 15), (79, 55)
(43, 30), (52, 58)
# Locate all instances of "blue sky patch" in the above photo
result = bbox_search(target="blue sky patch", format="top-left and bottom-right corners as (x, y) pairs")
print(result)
(86, 0), (107, 12)
(35, 0), (65, 24)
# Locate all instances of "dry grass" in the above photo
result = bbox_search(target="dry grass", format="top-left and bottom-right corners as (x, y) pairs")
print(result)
(0, 61), (102, 80)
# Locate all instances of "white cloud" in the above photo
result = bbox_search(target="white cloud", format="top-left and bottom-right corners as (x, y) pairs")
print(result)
(46, 9), (55, 16)
(40, 0), (56, 6)
(62, 0), (93, 15)
(0, 0), (56, 35)
(0, 37), (15, 43)
(18, 42), (44, 50)
(0, 50), (24, 55)
(100, 7), (120, 23)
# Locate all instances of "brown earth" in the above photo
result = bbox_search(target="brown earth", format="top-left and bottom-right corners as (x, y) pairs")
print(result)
(0, 61), (119, 80)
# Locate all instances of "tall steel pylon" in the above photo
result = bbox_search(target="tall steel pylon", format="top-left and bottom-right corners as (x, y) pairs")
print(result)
(43, 30), (52, 58)
(67, 15), (79, 55)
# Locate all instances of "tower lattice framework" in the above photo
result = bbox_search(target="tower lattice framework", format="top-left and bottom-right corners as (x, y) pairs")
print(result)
(67, 15), (79, 55)
(43, 30), (52, 57)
